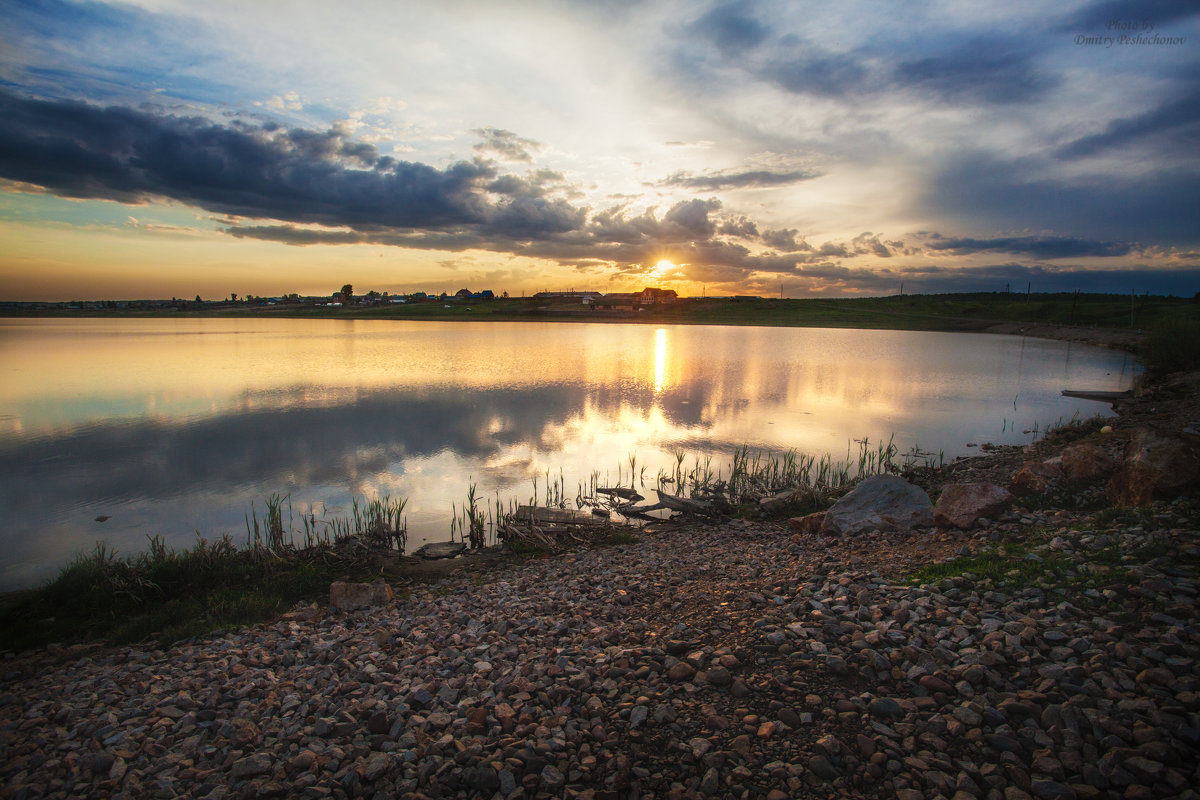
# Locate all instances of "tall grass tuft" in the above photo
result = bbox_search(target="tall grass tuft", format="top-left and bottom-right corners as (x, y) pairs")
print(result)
(1140, 315), (1200, 374)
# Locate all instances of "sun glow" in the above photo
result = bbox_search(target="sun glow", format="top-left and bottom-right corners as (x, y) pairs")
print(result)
(652, 259), (674, 277)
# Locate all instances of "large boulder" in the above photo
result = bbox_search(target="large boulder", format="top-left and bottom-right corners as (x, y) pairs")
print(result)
(1060, 442), (1116, 486)
(934, 483), (1013, 529)
(821, 476), (933, 535)
(1107, 428), (1200, 506)
(329, 578), (394, 611)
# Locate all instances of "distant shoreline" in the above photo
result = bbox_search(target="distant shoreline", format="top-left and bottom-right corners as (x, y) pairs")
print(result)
(2, 291), (1184, 352)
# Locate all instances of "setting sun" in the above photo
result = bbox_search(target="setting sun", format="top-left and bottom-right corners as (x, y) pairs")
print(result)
(653, 259), (675, 276)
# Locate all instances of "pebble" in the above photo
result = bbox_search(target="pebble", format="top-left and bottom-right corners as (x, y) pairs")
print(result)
(2, 492), (1198, 800)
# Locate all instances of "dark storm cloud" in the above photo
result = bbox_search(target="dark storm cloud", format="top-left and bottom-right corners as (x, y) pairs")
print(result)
(895, 38), (1054, 104)
(473, 127), (543, 162)
(924, 235), (1135, 259)
(760, 49), (870, 97)
(889, 263), (1200, 296)
(684, 1), (770, 55)
(1057, 85), (1200, 159)
(0, 88), (597, 244)
(657, 167), (820, 190)
(924, 152), (1200, 246)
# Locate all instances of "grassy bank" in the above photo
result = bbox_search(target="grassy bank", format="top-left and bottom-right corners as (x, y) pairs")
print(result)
(7, 291), (1197, 338)
(0, 494), (411, 652)
(0, 537), (376, 651)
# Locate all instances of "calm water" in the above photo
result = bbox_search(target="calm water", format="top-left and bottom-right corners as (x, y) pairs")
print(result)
(0, 317), (1137, 590)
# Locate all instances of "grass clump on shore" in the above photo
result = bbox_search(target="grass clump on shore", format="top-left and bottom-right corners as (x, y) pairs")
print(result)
(0, 494), (409, 653)
(1140, 314), (1200, 374)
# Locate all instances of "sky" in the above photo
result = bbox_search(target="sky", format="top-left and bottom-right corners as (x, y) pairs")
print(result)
(1, 0), (1198, 300)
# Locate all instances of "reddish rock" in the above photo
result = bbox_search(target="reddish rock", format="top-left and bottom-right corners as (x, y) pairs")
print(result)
(934, 482), (1014, 529)
(1107, 428), (1200, 506)
(667, 662), (696, 681)
(329, 578), (394, 611)
(1060, 442), (1116, 486)
(1009, 459), (1064, 496)
(788, 512), (826, 536)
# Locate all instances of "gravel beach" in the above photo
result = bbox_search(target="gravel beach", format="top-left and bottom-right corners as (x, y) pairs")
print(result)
(3, 377), (1198, 800)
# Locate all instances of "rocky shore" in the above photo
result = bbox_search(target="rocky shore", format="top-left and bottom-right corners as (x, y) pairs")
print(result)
(2, 376), (1198, 800)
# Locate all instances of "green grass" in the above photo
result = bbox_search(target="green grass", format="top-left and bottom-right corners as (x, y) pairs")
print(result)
(0, 528), (394, 652)
(344, 292), (1192, 334)
(11, 291), (1194, 343)
(902, 494), (1195, 606)
(1140, 314), (1200, 373)
(905, 529), (1180, 609)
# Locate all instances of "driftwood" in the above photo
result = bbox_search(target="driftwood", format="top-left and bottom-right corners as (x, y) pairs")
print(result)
(613, 501), (667, 519)
(413, 541), (467, 560)
(515, 506), (609, 525)
(501, 503), (640, 551)
(597, 487), (644, 501)
(655, 489), (713, 514)
(1061, 389), (1133, 408)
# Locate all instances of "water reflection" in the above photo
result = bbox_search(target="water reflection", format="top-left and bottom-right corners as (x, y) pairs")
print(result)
(654, 328), (667, 393)
(0, 318), (1136, 589)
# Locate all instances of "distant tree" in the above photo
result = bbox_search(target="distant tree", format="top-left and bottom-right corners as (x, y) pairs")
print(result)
(230, 292), (238, 302)
(502, 290), (509, 298)
(194, 295), (202, 303)
(339, 284), (354, 302)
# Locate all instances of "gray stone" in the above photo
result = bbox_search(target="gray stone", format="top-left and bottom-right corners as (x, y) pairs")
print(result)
(821, 476), (934, 535)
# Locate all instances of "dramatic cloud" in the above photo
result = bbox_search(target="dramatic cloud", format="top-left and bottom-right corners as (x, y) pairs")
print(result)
(895, 39), (1054, 104)
(923, 153), (1200, 246)
(923, 235), (1135, 259)
(0, 89), (588, 238)
(759, 49), (870, 97)
(761, 228), (811, 252)
(473, 128), (543, 162)
(1057, 86), (1200, 159)
(658, 168), (820, 190)
(3, 1), (1198, 299)
(684, 2), (770, 55)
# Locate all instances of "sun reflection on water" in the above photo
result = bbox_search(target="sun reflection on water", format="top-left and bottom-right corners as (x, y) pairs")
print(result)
(653, 328), (667, 394)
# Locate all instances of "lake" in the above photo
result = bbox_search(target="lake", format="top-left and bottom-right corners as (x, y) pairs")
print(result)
(0, 317), (1138, 590)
